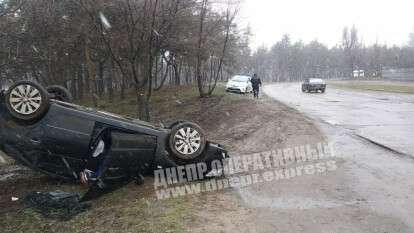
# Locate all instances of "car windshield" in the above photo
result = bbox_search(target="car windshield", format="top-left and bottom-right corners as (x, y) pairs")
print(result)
(309, 79), (325, 84)
(231, 76), (249, 82)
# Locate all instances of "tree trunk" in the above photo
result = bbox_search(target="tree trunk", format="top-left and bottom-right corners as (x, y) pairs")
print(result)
(136, 87), (150, 121)
(108, 59), (114, 103)
(78, 66), (84, 100)
(85, 44), (97, 99)
(98, 62), (105, 98)
(120, 74), (125, 100)
(196, 0), (208, 98)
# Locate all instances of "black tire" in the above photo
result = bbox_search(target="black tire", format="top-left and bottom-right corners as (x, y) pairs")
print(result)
(5, 81), (50, 122)
(321, 89), (326, 93)
(168, 122), (207, 161)
(46, 85), (73, 102)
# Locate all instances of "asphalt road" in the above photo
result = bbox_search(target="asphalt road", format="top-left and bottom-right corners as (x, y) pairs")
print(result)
(265, 83), (414, 157)
(256, 83), (414, 232)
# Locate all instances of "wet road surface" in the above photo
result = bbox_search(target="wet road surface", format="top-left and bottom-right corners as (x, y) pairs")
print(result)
(265, 83), (414, 157)
(240, 83), (414, 232)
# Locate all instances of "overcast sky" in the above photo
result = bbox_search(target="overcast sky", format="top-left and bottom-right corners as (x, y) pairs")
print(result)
(239, 0), (414, 49)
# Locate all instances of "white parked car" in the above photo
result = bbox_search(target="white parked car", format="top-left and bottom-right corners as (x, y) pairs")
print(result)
(225, 75), (253, 94)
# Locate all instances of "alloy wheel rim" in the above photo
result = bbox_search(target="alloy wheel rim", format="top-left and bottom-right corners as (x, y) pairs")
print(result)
(174, 127), (201, 156)
(9, 84), (42, 115)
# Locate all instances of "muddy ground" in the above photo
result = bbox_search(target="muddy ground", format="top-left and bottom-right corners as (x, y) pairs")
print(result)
(183, 95), (327, 233)
(0, 87), (324, 233)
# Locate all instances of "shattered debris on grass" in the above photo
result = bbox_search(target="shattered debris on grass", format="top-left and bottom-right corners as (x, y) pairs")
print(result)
(24, 191), (91, 221)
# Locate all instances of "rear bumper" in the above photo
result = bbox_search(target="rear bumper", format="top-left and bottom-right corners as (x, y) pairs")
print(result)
(305, 85), (326, 90)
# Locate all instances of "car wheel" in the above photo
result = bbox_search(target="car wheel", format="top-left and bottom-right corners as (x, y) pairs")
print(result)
(46, 85), (73, 102)
(321, 89), (326, 93)
(5, 81), (50, 122)
(169, 122), (207, 161)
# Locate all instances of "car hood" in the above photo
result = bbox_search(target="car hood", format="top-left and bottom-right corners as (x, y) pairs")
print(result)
(227, 81), (246, 87)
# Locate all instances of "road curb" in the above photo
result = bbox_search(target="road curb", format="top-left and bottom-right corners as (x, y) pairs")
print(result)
(355, 134), (412, 159)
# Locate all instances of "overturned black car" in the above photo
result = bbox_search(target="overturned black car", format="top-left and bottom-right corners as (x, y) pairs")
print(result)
(0, 81), (228, 189)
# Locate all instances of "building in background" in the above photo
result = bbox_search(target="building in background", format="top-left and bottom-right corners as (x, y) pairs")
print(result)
(353, 70), (365, 78)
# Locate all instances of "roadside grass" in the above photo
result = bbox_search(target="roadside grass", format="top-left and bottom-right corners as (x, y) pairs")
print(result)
(77, 85), (240, 124)
(1, 85), (245, 233)
(328, 80), (414, 94)
(1, 182), (193, 233)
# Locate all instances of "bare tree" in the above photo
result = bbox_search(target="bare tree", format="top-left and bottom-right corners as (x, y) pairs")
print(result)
(342, 25), (362, 76)
(409, 30), (414, 47)
(195, 0), (240, 97)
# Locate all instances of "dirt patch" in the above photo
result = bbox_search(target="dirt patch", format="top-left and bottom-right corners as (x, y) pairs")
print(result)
(178, 94), (325, 233)
(0, 87), (324, 233)
(199, 96), (324, 154)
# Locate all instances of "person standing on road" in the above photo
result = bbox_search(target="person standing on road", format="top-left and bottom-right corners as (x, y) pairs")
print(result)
(251, 73), (262, 98)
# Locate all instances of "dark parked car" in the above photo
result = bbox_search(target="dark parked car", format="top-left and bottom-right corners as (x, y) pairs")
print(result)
(302, 78), (327, 93)
(0, 81), (228, 189)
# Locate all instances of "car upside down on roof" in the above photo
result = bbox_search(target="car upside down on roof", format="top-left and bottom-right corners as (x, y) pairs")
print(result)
(0, 81), (228, 190)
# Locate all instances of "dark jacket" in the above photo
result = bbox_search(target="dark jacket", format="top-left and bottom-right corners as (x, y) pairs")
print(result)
(251, 77), (262, 89)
